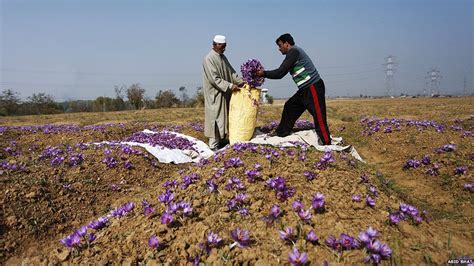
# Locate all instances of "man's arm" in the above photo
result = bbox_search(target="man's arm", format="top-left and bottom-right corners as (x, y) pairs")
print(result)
(264, 48), (299, 79)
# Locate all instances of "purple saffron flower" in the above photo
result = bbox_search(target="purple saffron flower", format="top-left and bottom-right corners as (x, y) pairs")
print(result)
(123, 160), (133, 170)
(366, 195), (376, 207)
(365, 253), (381, 264)
(207, 231), (223, 247)
(161, 212), (173, 225)
(158, 191), (175, 204)
(279, 227), (296, 242)
(421, 155), (431, 165)
(464, 183), (474, 192)
(325, 235), (340, 251)
(388, 211), (404, 224)
(88, 216), (108, 230)
(307, 230), (319, 244)
(454, 166), (467, 175)
(360, 173), (369, 183)
(311, 193), (325, 210)
(206, 179), (218, 193)
(379, 243), (392, 257)
(292, 200), (304, 212)
(254, 163), (262, 170)
(270, 205), (281, 218)
(352, 194), (362, 202)
(339, 233), (354, 249)
(288, 247), (308, 266)
(60, 233), (81, 248)
(304, 170), (317, 181)
(148, 235), (159, 249)
(369, 186), (378, 197)
(298, 209), (312, 222)
(88, 233), (96, 243)
(76, 225), (88, 237)
(230, 228), (250, 248)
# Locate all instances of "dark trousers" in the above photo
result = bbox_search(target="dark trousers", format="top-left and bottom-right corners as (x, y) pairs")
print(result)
(276, 78), (331, 145)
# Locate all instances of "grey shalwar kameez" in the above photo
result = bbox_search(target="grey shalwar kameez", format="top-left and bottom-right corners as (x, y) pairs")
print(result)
(202, 49), (243, 149)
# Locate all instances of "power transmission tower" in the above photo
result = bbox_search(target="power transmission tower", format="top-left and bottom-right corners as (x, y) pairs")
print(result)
(425, 68), (442, 96)
(383, 55), (397, 97)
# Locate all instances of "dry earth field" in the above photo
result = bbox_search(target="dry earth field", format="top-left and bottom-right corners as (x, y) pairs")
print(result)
(1, 97), (473, 265)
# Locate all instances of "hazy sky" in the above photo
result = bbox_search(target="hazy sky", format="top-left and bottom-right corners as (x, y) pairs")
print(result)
(1, 0), (473, 101)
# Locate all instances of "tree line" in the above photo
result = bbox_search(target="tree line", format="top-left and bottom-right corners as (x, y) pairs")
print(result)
(0, 84), (206, 116)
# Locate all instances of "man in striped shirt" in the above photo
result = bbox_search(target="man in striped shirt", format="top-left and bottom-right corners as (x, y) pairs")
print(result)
(256, 33), (331, 145)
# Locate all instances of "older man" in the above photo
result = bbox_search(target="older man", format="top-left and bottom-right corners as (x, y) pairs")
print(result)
(202, 35), (244, 151)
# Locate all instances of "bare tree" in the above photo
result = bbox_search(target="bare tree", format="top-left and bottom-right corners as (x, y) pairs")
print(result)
(127, 83), (146, 110)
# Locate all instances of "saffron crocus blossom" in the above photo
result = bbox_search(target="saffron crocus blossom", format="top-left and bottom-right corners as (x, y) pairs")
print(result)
(292, 200), (304, 212)
(298, 209), (312, 222)
(307, 230), (319, 244)
(288, 247), (308, 266)
(123, 160), (133, 170)
(88, 233), (96, 243)
(369, 186), (378, 197)
(425, 164), (440, 176)
(88, 216), (108, 230)
(421, 155), (431, 165)
(270, 205), (281, 218)
(206, 179), (218, 193)
(403, 159), (421, 169)
(464, 183), (474, 192)
(279, 227), (296, 242)
(60, 233), (81, 248)
(148, 235), (159, 249)
(311, 193), (325, 210)
(303, 170), (317, 181)
(454, 166), (467, 175)
(207, 231), (223, 247)
(158, 191), (175, 204)
(366, 195), (376, 207)
(352, 194), (362, 202)
(339, 233), (355, 249)
(325, 235), (341, 252)
(360, 173), (369, 183)
(76, 225), (88, 237)
(230, 228), (251, 248)
(161, 212), (173, 225)
(245, 169), (260, 182)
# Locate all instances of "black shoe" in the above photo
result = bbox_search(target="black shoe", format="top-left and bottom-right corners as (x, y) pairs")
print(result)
(268, 131), (290, 137)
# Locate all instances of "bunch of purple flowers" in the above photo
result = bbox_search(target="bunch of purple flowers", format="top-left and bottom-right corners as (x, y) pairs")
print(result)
(266, 177), (296, 202)
(314, 150), (335, 170)
(389, 203), (424, 225)
(358, 227), (392, 263)
(325, 233), (358, 252)
(240, 59), (265, 88)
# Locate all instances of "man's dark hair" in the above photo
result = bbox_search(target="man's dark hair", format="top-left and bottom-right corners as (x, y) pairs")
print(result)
(276, 33), (295, 45)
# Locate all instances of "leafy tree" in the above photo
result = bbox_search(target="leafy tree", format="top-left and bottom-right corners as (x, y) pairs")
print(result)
(0, 89), (21, 116)
(155, 90), (180, 108)
(127, 83), (145, 110)
(25, 93), (62, 114)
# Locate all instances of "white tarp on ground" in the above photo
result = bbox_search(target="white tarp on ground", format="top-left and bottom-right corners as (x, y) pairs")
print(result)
(94, 130), (214, 164)
(248, 129), (365, 162)
(97, 129), (364, 164)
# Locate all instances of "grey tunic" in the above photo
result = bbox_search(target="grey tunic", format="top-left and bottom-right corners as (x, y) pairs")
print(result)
(202, 49), (243, 139)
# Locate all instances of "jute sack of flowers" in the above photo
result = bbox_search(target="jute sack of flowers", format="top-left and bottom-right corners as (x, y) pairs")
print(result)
(229, 84), (261, 144)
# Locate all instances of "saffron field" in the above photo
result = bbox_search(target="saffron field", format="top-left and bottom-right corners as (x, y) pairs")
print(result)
(1, 97), (473, 265)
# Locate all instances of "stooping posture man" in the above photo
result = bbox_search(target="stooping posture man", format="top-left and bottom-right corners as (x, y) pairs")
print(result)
(256, 33), (331, 145)
(202, 35), (244, 151)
